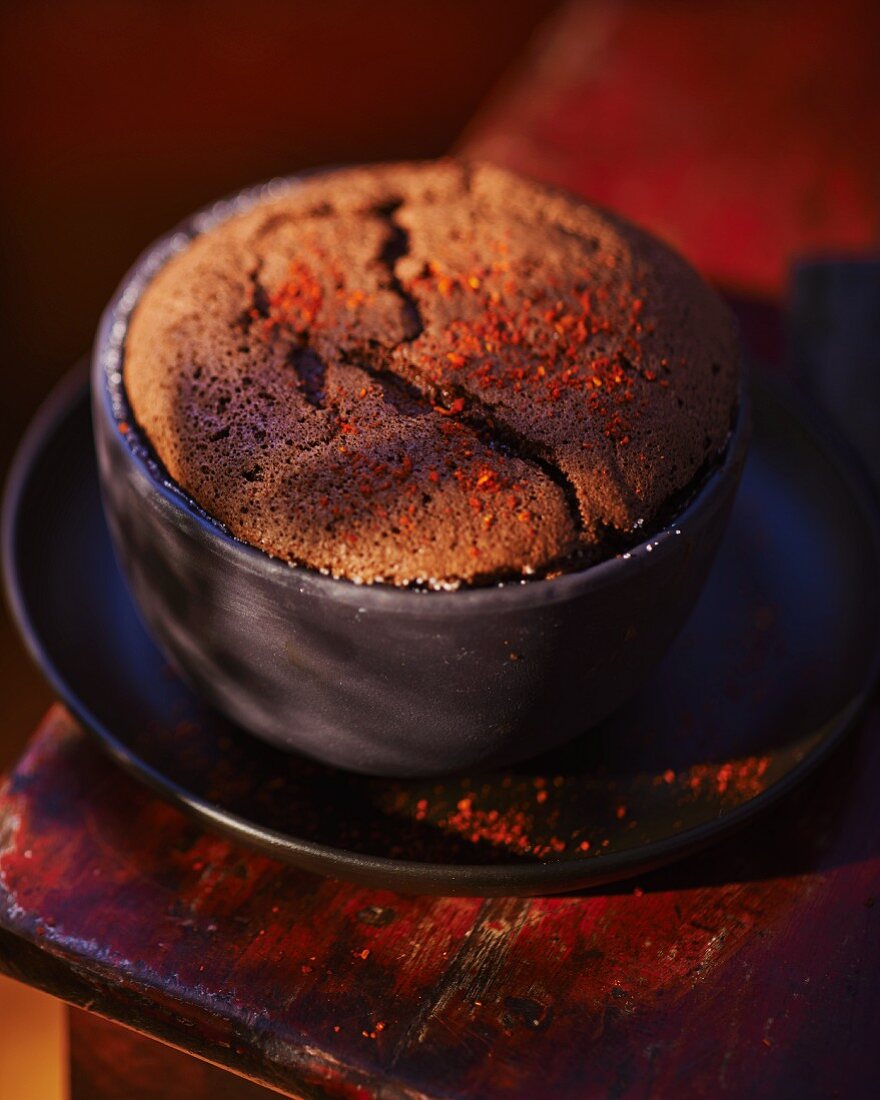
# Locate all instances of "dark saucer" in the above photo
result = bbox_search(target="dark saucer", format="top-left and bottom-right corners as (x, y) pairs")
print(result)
(4, 367), (880, 895)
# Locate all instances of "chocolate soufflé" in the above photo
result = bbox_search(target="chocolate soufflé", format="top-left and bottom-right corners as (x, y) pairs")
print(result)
(124, 161), (740, 588)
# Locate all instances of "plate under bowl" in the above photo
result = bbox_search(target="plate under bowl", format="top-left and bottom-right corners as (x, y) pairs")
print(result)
(3, 368), (880, 894)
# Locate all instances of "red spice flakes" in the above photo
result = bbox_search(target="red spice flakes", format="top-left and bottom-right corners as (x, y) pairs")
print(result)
(616, 804), (627, 820)
(680, 756), (771, 804)
(264, 258), (324, 335)
(356, 948), (371, 960)
(401, 780), (579, 860)
(118, 420), (130, 435)
(344, 289), (370, 310)
(432, 396), (465, 416)
(436, 274), (455, 297)
(403, 250), (661, 446)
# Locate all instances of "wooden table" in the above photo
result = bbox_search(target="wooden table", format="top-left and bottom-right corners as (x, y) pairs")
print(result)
(3, 2), (880, 1096)
(1, 697), (879, 1099)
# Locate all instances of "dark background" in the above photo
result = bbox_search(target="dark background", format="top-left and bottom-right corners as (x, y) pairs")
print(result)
(0, 0), (559, 760)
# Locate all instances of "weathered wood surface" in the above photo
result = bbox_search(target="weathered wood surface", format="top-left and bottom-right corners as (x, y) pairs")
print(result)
(69, 1008), (279, 1099)
(464, 0), (880, 297)
(1, 702), (879, 1098)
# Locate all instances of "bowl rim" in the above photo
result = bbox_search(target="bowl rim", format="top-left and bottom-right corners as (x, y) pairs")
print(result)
(7, 364), (880, 894)
(92, 171), (751, 613)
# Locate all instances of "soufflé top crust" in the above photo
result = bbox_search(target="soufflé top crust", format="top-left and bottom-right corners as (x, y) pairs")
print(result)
(124, 161), (740, 588)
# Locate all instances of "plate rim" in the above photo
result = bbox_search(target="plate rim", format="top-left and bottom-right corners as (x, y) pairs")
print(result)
(4, 364), (880, 895)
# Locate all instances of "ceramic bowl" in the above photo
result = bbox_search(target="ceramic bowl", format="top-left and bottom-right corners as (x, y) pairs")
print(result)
(92, 178), (750, 776)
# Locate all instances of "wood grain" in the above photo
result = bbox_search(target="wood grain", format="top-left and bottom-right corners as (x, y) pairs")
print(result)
(1, 703), (878, 1098)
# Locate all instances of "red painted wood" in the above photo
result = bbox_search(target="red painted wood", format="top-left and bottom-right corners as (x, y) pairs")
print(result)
(464, 0), (880, 297)
(1, 701), (879, 1098)
(69, 1008), (278, 1099)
